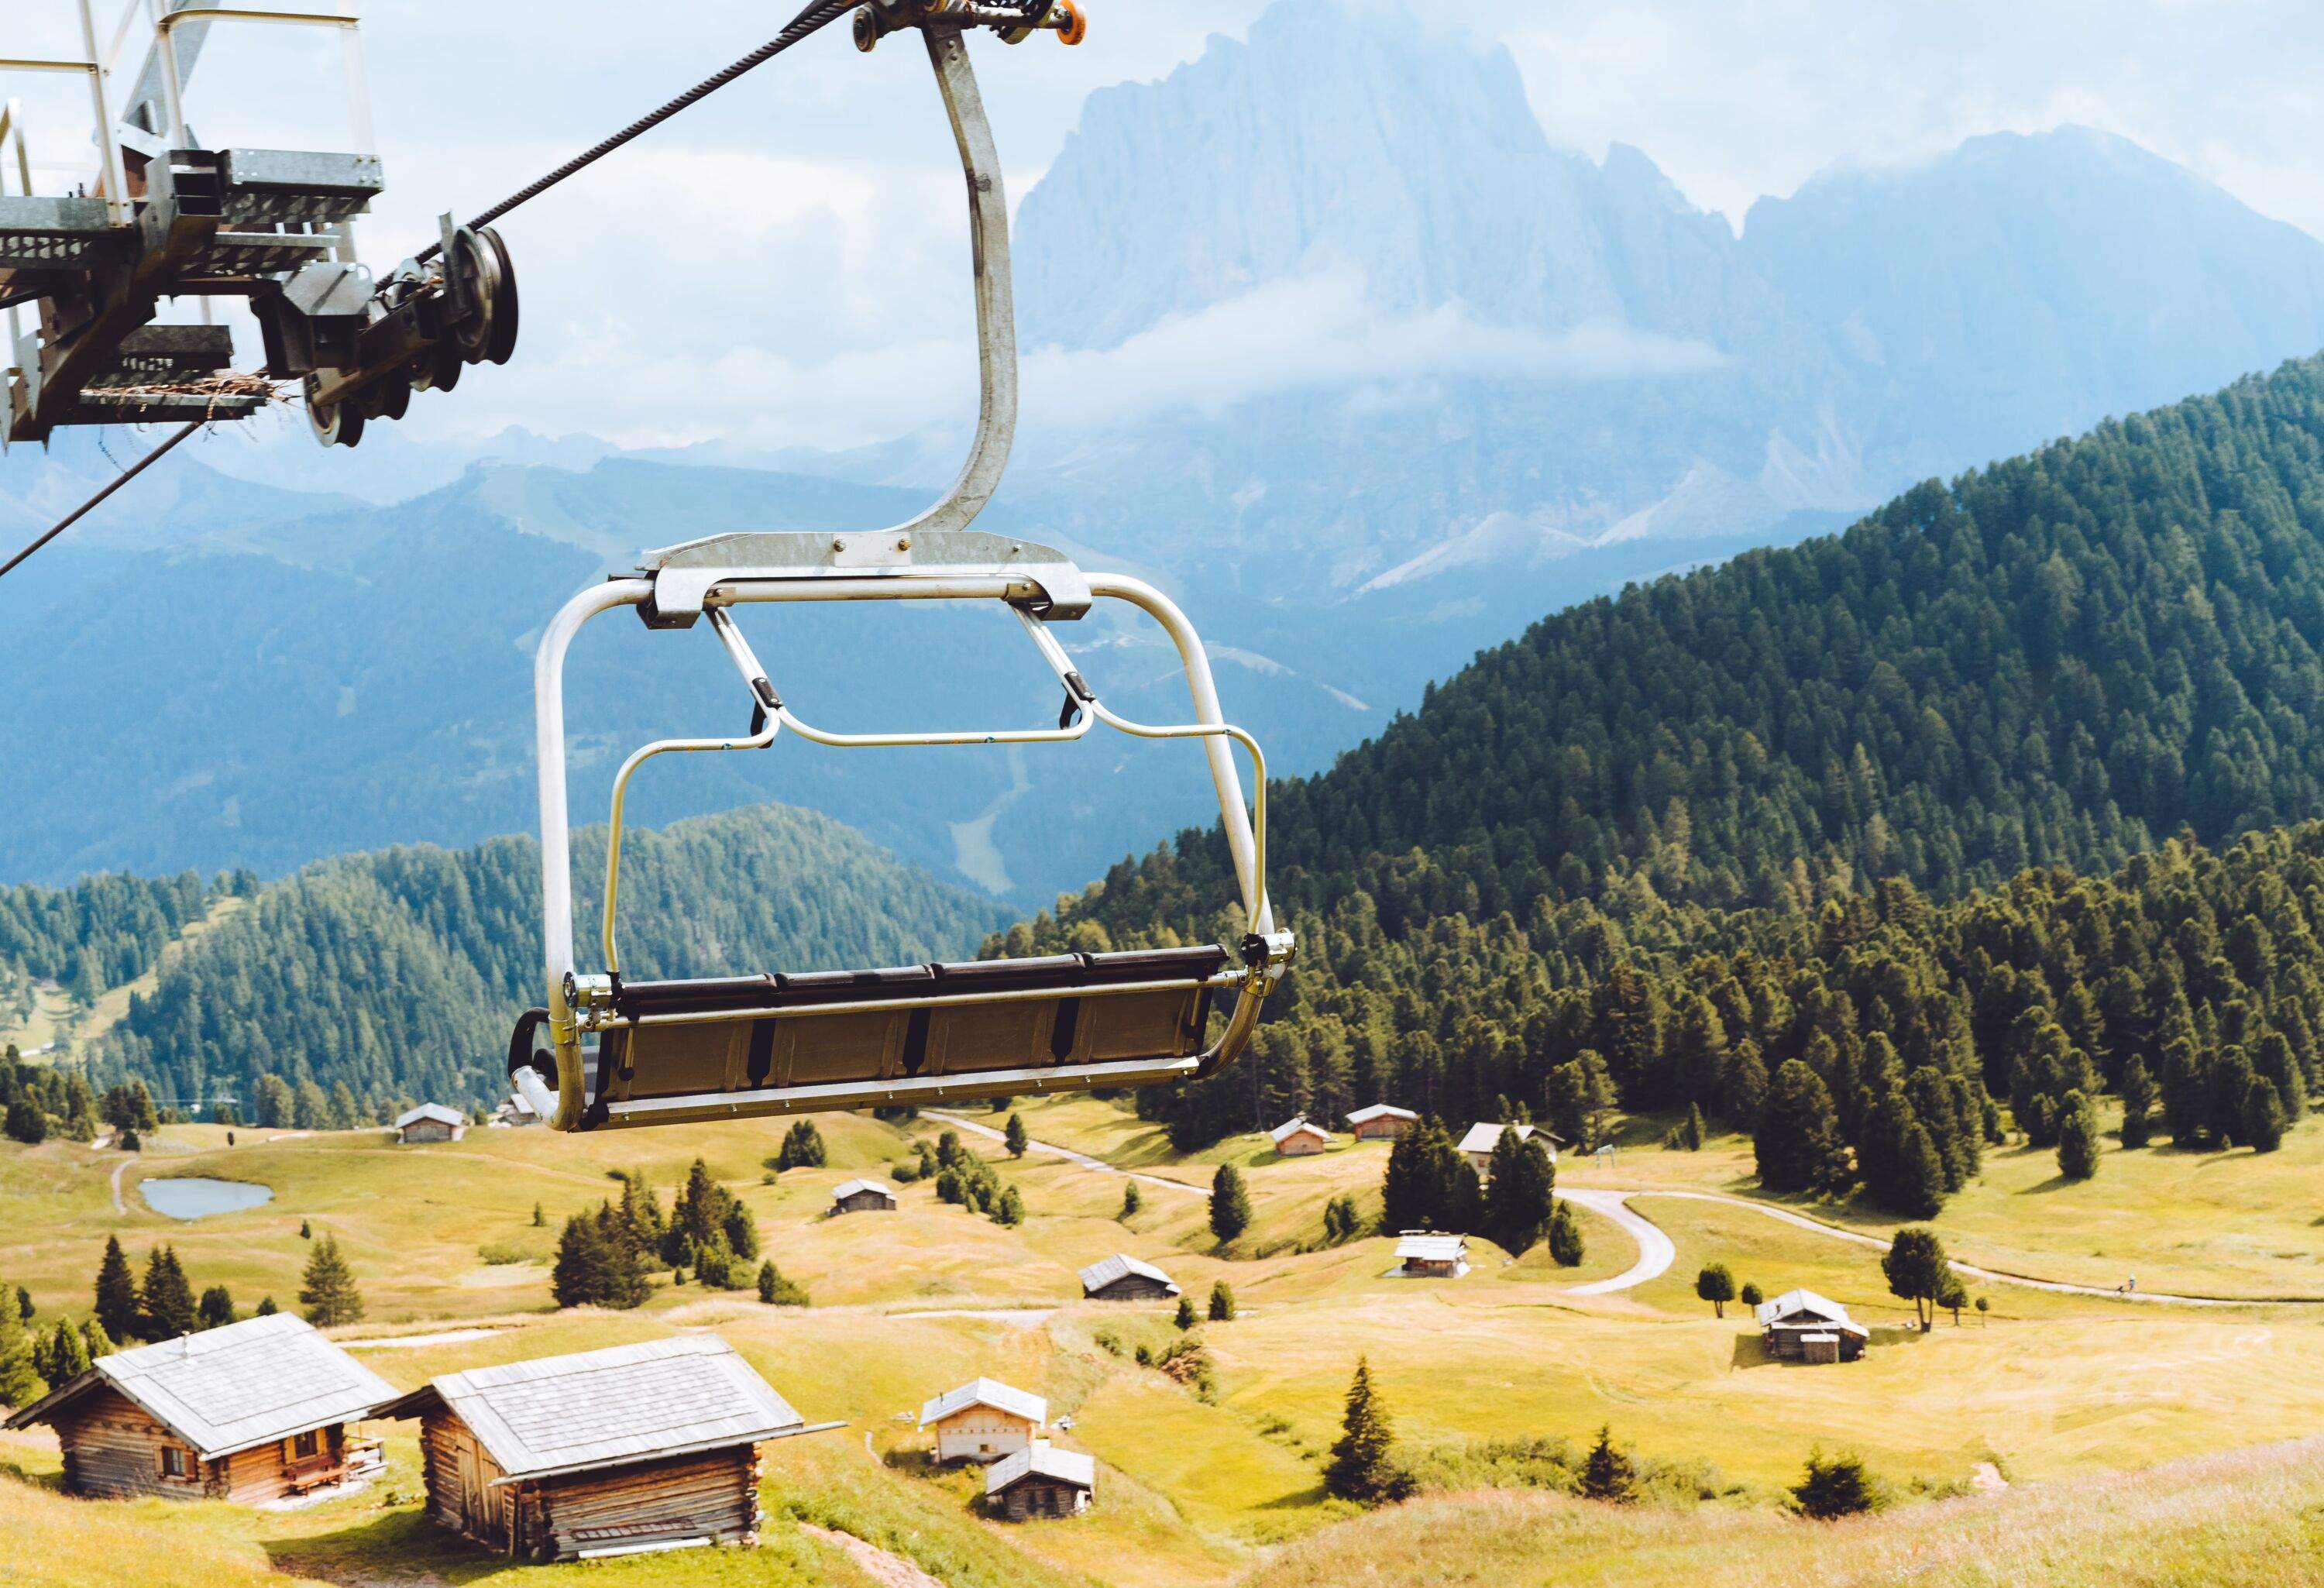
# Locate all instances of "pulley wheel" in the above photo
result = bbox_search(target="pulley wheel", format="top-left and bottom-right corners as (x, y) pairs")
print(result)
(308, 394), (364, 449)
(450, 227), (504, 365)
(481, 225), (520, 366)
(376, 375), (411, 422)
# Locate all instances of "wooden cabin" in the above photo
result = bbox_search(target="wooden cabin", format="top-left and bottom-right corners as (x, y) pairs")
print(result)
(830, 1177), (899, 1215)
(380, 1335), (821, 1561)
(3, 1313), (394, 1503)
(1078, 1253), (1181, 1302)
(986, 1440), (1095, 1520)
(1393, 1231), (1470, 1278)
(1268, 1116), (1332, 1157)
(920, 1377), (1046, 1464)
(394, 1103), (466, 1144)
(1344, 1103), (1418, 1141)
(1755, 1288), (1870, 1363)
(1456, 1121), (1560, 1177)
(492, 1091), (541, 1128)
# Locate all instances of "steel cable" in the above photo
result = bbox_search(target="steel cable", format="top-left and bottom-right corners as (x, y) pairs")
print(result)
(415, 0), (857, 263)
(0, 419), (201, 583)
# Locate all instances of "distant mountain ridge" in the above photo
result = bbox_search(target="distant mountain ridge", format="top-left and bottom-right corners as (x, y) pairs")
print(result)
(10, 0), (2324, 906)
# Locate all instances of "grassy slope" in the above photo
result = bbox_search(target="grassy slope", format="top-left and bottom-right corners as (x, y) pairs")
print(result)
(1243, 1439), (2324, 1588)
(4, 1095), (2322, 1587)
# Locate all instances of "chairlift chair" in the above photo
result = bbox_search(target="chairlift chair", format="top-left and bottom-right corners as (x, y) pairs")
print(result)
(507, 1), (1294, 1133)
(0, 0), (515, 448)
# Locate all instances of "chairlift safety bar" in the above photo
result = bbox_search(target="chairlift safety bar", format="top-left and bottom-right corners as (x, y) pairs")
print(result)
(518, 13), (1291, 1132)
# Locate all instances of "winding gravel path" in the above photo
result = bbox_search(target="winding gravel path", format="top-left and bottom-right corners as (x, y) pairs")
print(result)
(923, 1112), (2304, 1308)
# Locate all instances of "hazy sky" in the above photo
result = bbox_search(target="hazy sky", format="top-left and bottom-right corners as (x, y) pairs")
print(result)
(12, 0), (2324, 452)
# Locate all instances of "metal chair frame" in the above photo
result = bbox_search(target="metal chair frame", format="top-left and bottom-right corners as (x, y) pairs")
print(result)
(514, 19), (1292, 1133)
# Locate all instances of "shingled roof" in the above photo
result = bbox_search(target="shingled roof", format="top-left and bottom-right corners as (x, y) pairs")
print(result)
(394, 1103), (465, 1129)
(377, 1335), (806, 1482)
(3, 1313), (396, 1460)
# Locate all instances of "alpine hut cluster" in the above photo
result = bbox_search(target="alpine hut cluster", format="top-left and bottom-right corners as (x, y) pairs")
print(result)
(1079, 1253), (1180, 1301)
(4, 1314), (391, 1502)
(378, 1335), (823, 1561)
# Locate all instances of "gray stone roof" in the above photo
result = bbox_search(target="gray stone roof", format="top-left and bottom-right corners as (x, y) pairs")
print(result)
(4, 1313), (397, 1460)
(987, 1439), (1095, 1494)
(380, 1335), (803, 1482)
(1078, 1253), (1179, 1296)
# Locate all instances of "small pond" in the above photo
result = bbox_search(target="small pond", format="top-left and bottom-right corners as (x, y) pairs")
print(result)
(139, 1177), (274, 1220)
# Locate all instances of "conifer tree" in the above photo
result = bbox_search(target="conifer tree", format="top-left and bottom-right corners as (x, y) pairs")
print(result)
(992, 1185), (1026, 1227)
(2243, 1076), (2288, 1153)
(253, 1298), (277, 1318)
(140, 1246), (196, 1339)
(1757, 1060), (1846, 1194)
(1120, 1181), (1143, 1221)
(4, 1098), (45, 1145)
(1484, 1137), (1556, 1256)
(94, 1236), (140, 1342)
(1547, 1200), (1586, 1267)
(0, 1284), (39, 1408)
(1580, 1426), (1638, 1503)
(1322, 1194), (1361, 1243)
(1209, 1164), (1252, 1243)
(1793, 1449), (1882, 1519)
(38, 1316), (90, 1385)
(2055, 1090), (2102, 1180)
(2118, 1056), (2157, 1148)
(1208, 1280), (1236, 1322)
(196, 1285), (235, 1330)
(1004, 1112), (1029, 1159)
(297, 1234), (364, 1326)
(1174, 1296), (1198, 1331)
(1323, 1358), (1410, 1504)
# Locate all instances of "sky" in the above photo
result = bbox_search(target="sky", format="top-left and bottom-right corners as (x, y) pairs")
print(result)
(9, 0), (2324, 455)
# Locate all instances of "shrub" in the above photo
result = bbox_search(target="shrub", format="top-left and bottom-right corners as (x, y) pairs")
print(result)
(1696, 1263), (1737, 1317)
(1793, 1449), (1883, 1519)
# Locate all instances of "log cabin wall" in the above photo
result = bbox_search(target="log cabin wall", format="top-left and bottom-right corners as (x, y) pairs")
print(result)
(51, 1386), (211, 1500)
(533, 1446), (759, 1559)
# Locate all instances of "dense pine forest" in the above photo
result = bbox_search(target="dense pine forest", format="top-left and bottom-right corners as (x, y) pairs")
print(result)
(998, 354), (2324, 1208)
(3, 804), (1006, 1115)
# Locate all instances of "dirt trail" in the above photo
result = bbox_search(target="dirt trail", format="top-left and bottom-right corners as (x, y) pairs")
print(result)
(799, 1522), (949, 1588)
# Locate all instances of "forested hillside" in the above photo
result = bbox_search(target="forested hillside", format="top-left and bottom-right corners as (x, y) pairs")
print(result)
(58, 804), (1009, 1114)
(1004, 353), (2324, 1208)
(0, 871), (230, 1012)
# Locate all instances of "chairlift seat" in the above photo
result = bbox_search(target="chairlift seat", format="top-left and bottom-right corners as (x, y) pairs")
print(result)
(528, 945), (1240, 1130)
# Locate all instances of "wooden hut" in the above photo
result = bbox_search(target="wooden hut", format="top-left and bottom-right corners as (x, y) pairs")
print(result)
(1755, 1288), (1869, 1363)
(492, 1091), (541, 1128)
(379, 1335), (827, 1561)
(919, 1377), (1046, 1464)
(3, 1313), (393, 1502)
(986, 1440), (1095, 1519)
(1344, 1103), (1418, 1141)
(1268, 1116), (1332, 1157)
(830, 1178), (899, 1215)
(394, 1103), (466, 1143)
(1393, 1231), (1470, 1278)
(1078, 1253), (1180, 1302)
(1456, 1121), (1559, 1177)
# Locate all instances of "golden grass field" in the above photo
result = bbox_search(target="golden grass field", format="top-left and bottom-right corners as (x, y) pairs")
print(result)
(2, 1094), (2320, 1586)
